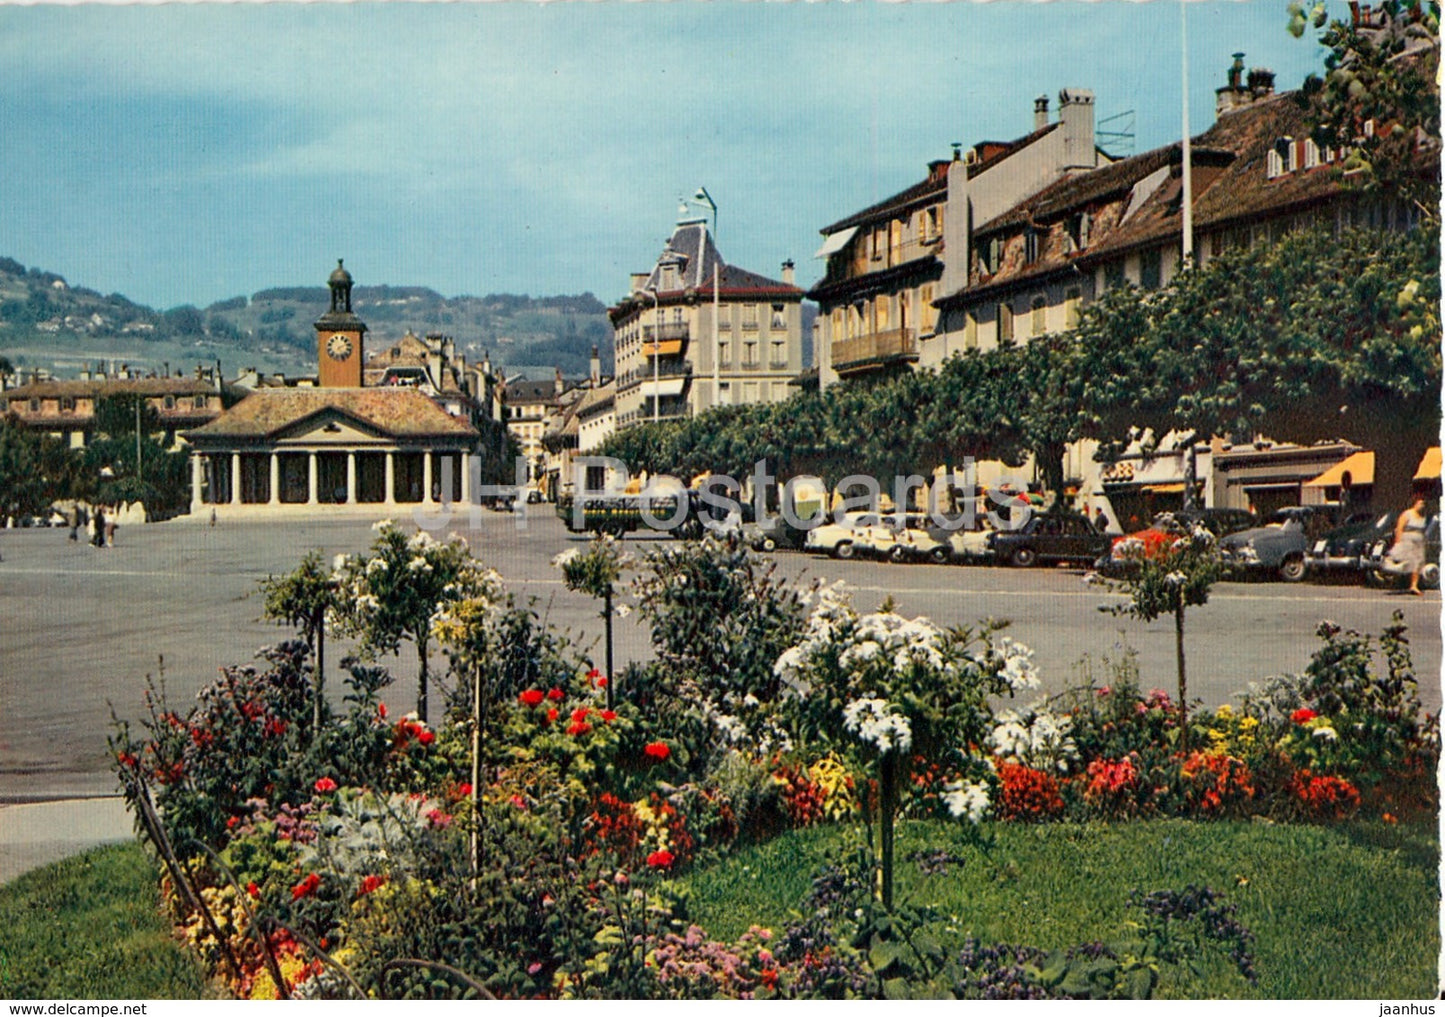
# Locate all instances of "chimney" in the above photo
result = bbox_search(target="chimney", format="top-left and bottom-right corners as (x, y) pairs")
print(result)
(630, 272), (649, 295)
(428, 350), (444, 389)
(1057, 88), (1096, 170)
(482, 350), (492, 379)
(1217, 53), (1249, 117)
(1247, 67), (1275, 99)
(1034, 94), (1050, 131)
(590, 345), (601, 387)
(554, 366), (564, 396)
(781, 259), (796, 286)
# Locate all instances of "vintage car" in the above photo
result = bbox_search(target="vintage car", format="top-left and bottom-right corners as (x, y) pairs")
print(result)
(1305, 511), (1397, 580)
(987, 510), (1113, 568)
(1217, 506), (1357, 582)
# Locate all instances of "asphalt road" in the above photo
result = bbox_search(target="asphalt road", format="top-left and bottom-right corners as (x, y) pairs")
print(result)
(1, 505), (1438, 800)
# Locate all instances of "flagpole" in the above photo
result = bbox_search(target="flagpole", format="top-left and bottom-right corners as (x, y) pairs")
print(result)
(1181, 0), (1194, 264)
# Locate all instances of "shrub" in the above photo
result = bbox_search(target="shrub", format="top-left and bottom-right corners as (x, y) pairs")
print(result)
(994, 763), (1065, 822)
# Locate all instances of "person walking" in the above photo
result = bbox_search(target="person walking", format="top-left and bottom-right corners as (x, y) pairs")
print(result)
(104, 506), (117, 548)
(90, 506), (105, 548)
(1387, 495), (1430, 595)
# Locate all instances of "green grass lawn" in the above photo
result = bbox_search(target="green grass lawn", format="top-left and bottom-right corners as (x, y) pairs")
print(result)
(0, 843), (209, 1000)
(682, 818), (1441, 999)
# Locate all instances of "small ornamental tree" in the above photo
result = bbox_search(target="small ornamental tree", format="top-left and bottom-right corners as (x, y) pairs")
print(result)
(259, 551), (341, 734)
(554, 535), (632, 708)
(332, 521), (500, 722)
(773, 586), (1041, 909)
(1092, 517), (1222, 751)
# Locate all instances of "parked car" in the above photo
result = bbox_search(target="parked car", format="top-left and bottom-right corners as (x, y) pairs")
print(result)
(1305, 511), (1397, 581)
(1218, 506), (1357, 582)
(804, 512), (886, 559)
(886, 516), (952, 564)
(1096, 508), (1259, 575)
(1364, 515), (1440, 589)
(926, 518), (997, 564)
(744, 514), (809, 552)
(988, 510), (1112, 568)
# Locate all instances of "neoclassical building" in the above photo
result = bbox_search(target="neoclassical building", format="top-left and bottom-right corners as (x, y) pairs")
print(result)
(184, 262), (482, 514)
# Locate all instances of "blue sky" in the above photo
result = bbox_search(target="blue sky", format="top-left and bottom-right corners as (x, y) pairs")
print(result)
(0, 1), (1328, 311)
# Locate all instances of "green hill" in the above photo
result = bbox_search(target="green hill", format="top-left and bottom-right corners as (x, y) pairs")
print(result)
(0, 256), (614, 382)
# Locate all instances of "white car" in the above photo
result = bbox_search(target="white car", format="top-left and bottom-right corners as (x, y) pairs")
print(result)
(804, 512), (892, 559)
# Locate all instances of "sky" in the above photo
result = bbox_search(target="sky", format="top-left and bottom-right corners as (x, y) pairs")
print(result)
(0, 0), (1329, 312)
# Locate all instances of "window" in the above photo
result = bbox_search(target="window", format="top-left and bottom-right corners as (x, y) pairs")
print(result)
(889, 219), (903, 263)
(164, 394), (176, 409)
(831, 308), (843, 338)
(1139, 249), (1161, 290)
(871, 226), (886, 261)
(1024, 229), (1041, 264)
(28, 398), (39, 413)
(742, 304), (758, 329)
(998, 302), (1014, 343)
(1104, 261), (1126, 290)
(718, 340), (730, 366)
(743, 381), (760, 403)
(1064, 287), (1082, 328)
(61, 396), (75, 412)
(771, 303), (786, 330)
(743, 341), (758, 368)
(1068, 212), (1091, 251)
(920, 284), (937, 336)
(925, 206), (942, 242)
(876, 294), (890, 331)
(1304, 139), (1320, 169)
(1031, 296), (1047, 336)
(770, 339), (787, 369)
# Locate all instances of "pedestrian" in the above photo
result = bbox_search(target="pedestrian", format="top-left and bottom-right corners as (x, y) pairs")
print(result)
(1093, 506), (1110, 533)
(105, 507), (117, 548)
(67, 507), (79, 542)
(209, 506), (217, 527)
(1386, 495), (1430, 595)
(90, 506), (105, 548)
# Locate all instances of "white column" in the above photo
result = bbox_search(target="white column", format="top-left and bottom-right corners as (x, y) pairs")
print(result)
(190, 453), (204, 512)
(460, 451), (472, 504)
(269, 453), (280, 505)
(346, 452), (357, 505)
(230, 454), (242, 505)
(384, 452), (396, 505)
(307, 452), (319, 505)
(423, 451), (435, 505)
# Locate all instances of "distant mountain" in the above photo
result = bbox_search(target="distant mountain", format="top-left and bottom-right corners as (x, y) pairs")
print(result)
(0, 256), (614, 381)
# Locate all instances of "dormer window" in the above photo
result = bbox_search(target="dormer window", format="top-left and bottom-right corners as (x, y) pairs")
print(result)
(1024, 229), (1041, 265)
(164, 394), (176, 409)
(1067, 212), (1091, 252)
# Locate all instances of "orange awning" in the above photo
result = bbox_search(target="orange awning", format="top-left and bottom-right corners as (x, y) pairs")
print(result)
(1414, 447), (1441, 481)
(644, 339), (683, 357)
(1304, 450), (1375, 488)
(1143, 482), (1187, 494)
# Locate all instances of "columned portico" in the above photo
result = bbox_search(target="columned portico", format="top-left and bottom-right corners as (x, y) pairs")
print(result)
(423, 451), (435, 506)
(231, 454), (242, 506)
(307, 452), (319, 505)
(190, 453), (204, 512)
(346, 452), (357, 504)
(269, 453), (281, 506)
(384, 452), (396, 506)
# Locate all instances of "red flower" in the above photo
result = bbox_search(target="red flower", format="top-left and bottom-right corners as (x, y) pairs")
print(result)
(417, 729), (436, 746)
(357, 874), (387, 897)
(263, 718), (287, 737)
(456, 782), (473, 797)
(644, 741), (671, 761)
(314, 777), (338, 793)
(426, 809), (453, 829)
(246, 882), (260, 899)
(291, 873), (321, 900)
(377, 703), (388, 719)
(567, 720), (592, 736)
(596, 676), (608, 689)
(646, 850), (675, 869)
(510, 794), (527, 809)
(519, 689), (545, 707)
(571, 706), (590, 722)
(116, 752), (138, 769)
(226, 815), (240, 829)
(586, 668), (601, 680)
(546, 708), (559, 723)
(1291, 708), (1318, 724)
(547, 687), (565, 701)
(600, 710), (617, 722)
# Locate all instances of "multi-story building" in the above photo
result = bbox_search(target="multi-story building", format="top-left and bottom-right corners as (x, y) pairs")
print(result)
(1, 370), (235, 450)
(505, 372), (580, 492)
(809, 89), (1108, 387)
(610, 211), (805, 429)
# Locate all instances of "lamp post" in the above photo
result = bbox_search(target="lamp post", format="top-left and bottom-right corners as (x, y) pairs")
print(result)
(690, 188), (721, 412)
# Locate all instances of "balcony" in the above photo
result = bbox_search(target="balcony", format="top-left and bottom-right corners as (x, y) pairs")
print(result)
(821, 236), (942, 288)
(832, 328), (919, 375)
(642, 321), (691, 343)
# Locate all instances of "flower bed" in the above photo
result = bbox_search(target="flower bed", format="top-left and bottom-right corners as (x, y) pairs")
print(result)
(111, 532), (1439, 999)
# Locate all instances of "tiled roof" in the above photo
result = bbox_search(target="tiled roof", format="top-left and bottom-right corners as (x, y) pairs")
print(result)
(939, 90), (1381, 307)
(3, 377), (221, 399)
(184, 387), (477, 441)
(818, 124), (1061, 236)
(505, 379), (563, 404)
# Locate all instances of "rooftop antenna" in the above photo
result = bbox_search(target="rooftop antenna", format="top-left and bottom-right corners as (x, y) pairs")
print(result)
(1097, 109), (1136, 158)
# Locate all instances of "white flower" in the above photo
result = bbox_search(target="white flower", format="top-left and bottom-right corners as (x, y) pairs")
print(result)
(995, 636), (1041, 692)
(988, 704), (1077, 772)
(941, 779), (991, 824)
(1165, 571), (1187, 587)
(372, 518), (396, 532)
(843, 696), (912, 755)
(333, 553), (349, 571)
(552, 548), (580, 568)
(614, 603), (632, 618)
(1311, 725), (1338, 742)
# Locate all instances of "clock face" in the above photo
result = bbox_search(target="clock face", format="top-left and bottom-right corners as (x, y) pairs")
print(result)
(326, 333), (354, 360)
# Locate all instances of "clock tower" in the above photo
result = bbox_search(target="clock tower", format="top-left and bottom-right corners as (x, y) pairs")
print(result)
(315, 259), (367, 387)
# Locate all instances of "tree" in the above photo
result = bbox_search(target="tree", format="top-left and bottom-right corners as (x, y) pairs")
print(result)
(332, 522), (499, 722)
(1291, 0), (1441, 224)
(1093, 518), (1224, 752)
(259, 551), (341, 734)
(553, 535), (632, 709)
